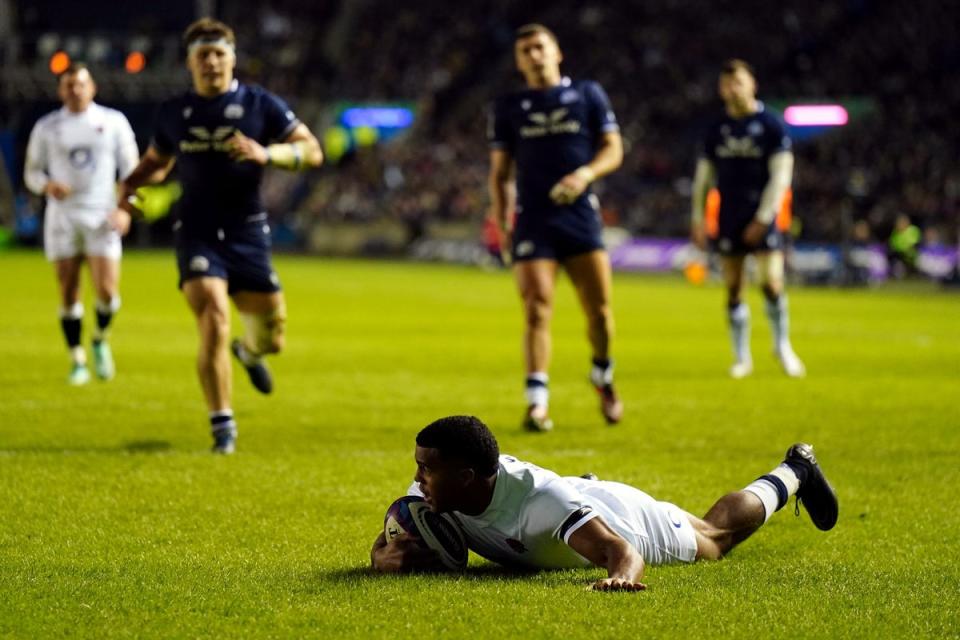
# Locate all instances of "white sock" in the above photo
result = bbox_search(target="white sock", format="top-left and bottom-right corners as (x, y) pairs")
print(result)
(70, 345), (87, 366)
(525, 372), (549, 407)
(765, 295), (790, 353)
(743, 464), (802, 522)
(728, 303), (752, 364)
(590, 360), (614, 387)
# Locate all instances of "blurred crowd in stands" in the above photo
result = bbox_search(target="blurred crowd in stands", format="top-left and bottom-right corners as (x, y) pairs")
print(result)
(9, 0), (960, 248)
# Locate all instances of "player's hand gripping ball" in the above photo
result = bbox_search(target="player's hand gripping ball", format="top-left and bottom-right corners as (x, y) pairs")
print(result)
(384, 496), (468, 570)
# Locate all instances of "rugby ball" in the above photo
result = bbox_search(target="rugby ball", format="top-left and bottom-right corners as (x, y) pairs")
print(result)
(383, 496), (468, 570)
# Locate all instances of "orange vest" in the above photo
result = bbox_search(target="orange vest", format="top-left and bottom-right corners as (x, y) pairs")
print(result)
(705, 187), (793, 237)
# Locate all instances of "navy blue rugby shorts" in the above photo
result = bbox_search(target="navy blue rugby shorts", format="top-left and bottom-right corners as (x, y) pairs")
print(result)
(511, 208), (604, 262)
(712, 211), (785, 256)
(175, 218), (281, 295)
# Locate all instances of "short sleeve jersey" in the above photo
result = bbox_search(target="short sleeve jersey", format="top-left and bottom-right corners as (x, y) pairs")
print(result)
(488, 77), (618, 218)
(700, 103), (791, 221)
(152, 80), (299, 234)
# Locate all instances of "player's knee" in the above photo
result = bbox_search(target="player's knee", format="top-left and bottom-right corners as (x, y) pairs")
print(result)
(524, 299), (552, 328)
(201, 304), (230, 345)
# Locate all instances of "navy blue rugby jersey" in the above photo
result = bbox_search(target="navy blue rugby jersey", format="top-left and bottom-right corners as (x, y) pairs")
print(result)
(152, 80), (299, 232)
(489, 77), (619, 217)
(700, 103), (791, 222)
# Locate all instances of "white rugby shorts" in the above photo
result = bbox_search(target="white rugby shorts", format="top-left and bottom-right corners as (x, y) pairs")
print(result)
(44, 209), (121, 261)
(571, 479), (699, 565)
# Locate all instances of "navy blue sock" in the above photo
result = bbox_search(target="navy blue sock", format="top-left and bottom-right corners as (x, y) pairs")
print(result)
(210, 412), (236, 434)
(60, 317), (82, 349)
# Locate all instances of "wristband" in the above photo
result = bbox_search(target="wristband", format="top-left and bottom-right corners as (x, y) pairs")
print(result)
(574, 166), (596, 183)
(266, 141), (311, 171)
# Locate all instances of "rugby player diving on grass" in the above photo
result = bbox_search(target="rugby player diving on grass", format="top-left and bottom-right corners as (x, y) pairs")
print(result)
(371, 416), (838, 592)
(108, 18), (322, 454)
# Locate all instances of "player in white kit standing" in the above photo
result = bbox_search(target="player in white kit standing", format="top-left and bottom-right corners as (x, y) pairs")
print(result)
(24, 64), (139, 385)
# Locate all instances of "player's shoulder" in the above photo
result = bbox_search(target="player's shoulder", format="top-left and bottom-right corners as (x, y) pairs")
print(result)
(493, 89), (528, 109)
(95, 103), (132, 124)
(156, 91), (191, 118)
(499, 455), (561, 488)
(237, 82), (283, 104)
(33, 108), (66, 131)
(569, 77), (603, 93)
(756, 103), (786, 127)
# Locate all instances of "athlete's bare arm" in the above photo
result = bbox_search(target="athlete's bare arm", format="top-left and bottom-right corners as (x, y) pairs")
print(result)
(743, 150), (793, 246)
(549, 130), (623, 205)
(108, 145), (175, 235)
(566, 517), (646, 592)
(488, 149), (517, 261)
(690, 157), (717, 250)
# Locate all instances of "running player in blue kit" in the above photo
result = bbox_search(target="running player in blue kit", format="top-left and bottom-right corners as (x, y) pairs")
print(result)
(690, 59), (805, 379)
(109, 18), (323, 453)
(488, 24), (624, 432)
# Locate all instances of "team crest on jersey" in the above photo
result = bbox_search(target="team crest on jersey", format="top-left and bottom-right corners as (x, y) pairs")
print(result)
(182, 107), (192, 119)
(747, 121), (764, 136)
(189, 256), (210, 272)
(505, 538), (527, 553)
(68, 146), (94, 169)
(559, 89), (579, 104)
(224, 104), (244, 119)
(521, 99), (532, 111)
(520, 108), (580, 138)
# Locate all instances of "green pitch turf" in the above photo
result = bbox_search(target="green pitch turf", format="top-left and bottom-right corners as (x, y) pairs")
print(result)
(1, 249), (958, 638)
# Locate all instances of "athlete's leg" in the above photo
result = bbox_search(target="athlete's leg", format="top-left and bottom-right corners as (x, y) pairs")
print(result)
(756, 251), (805, 376)
(514, 258), (558, 430)
(563, 249), (622, 424)
(231, 290), (286, 355)
(183, 277), (237, 452)
(182, 277), (232, 412)
(87, 255), (121, 380)
(687, 443), (837, 560)
(720, 255), (752, 378)
(564, 249), (614, 362)
(229, 290), (285, 394)
(54, 256), (90, 384)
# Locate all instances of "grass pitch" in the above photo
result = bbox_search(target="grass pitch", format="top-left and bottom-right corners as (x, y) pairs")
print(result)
(1, 249), (958, 638)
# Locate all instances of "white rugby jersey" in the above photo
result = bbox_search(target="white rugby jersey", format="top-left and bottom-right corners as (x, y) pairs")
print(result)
(408, 455), (676, 569)
(24, 103), (139, 217)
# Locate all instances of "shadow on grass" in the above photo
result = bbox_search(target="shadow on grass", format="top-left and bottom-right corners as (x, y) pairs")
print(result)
(299, 564), (588, 592)
(0, 440), (173, 456)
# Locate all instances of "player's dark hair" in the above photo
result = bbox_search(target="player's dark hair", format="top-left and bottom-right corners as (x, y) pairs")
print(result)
(416, 416), (500, 478)
(182, 17), (236, 50)
(515, 23), (558, 44)
(58, 62), (91, 80)
(720, 58), (754, 77)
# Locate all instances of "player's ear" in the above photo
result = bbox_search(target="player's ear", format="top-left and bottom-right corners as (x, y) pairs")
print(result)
(458, 467), (476, 486)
